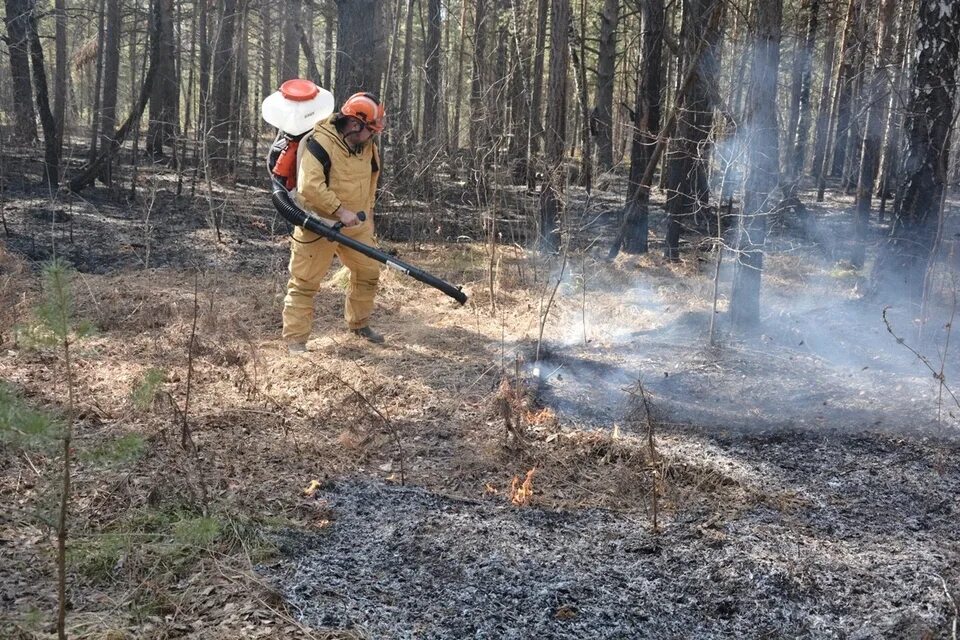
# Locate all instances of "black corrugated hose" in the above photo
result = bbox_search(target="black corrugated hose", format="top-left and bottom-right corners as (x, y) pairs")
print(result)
(269, 175), (468, 305)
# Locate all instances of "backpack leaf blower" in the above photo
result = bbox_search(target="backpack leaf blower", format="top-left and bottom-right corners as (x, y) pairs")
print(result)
(263, 79), (468, 306)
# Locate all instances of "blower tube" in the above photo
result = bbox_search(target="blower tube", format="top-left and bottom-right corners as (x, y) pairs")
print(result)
(270, 176), (468, 305)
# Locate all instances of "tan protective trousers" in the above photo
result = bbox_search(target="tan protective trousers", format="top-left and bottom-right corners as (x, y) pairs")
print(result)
(282, 222), (381, 343)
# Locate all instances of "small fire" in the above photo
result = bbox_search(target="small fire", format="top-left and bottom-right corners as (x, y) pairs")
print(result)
(524, 406), (556, 425)
(510, 468), (537, 506)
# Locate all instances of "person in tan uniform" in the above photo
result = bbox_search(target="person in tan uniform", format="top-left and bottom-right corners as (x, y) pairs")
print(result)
(283, 92), (387, 352)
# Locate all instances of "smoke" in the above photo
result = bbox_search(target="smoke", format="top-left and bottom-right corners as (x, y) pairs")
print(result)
(529, 235), (959, 436)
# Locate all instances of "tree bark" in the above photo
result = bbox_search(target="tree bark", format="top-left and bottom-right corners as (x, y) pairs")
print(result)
(147, 0), (178, 159)
(539, 0), (570, 252)
(786, 0), (820, 187)
(282, 0), (302, 80)
(525, 0), (549, 188)
(851, 0), (897, 268)
(27, 0), (59, 187)
(622, 0), (664, 254)
(323, 0), (334, 88)
(334, 0), (384, 104)
(4, 0), (38, 142)
(97, 0), (120, 185)
(664, 0), (724, 260)
(422, 0), (442, 145)
(208, 0), (238, 180)
(260, 0), (273, 98)
(730, 0), (782, 330)
(871, 0), (960, 299)
(593, 0), (619, 171)
(54, 0), (67, 154)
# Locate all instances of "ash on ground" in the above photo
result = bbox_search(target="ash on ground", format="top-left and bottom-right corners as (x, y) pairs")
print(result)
(264, 429), (959, 640)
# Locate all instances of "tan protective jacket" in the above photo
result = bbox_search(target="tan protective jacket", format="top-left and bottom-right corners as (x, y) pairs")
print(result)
(295, 115), (380, 221)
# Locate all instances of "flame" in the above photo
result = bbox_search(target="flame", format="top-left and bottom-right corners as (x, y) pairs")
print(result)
(524, 407), (555, 425)
(510, 468), (536, 506)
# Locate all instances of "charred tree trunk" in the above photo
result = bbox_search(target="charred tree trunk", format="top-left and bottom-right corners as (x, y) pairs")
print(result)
(570, 5), (592, 191)
(830, 0), (863, 179)
(593, 0), (619, 172)
(282, 0), (302, 80)
(323, 1), (334, 88)
(786, 0), (819, 190)
(469, 0), (489, 152)
(334, 0), (384, 104)
(147, 0), (178, 160)
(53, 0), (66, 154)
(198, 0), (211, 138)
(876, 0), (915, 220)
(540, 0), (570, 252)
(526, 0), (549, 188)
(851, 0), (898, 268)
(260, 0), (273, 97)
(422, 0), (442, 146)
(872, 0), (960, 299)
(398, 0), (416, 156)
(27, 0), (59, 187)
(4, 0), (37, 142)
(87, 0), (105, 163)
(810, 5), (838, 183)
(97, 0), (120, 185)
(208, 0), (237, 180)
(622, 0), (664, 254)
(730, 0), (782, 330)
(664, 0), (723, 260)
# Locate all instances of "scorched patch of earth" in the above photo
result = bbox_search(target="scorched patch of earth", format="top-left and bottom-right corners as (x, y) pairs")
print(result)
(263, 429), (959, 640)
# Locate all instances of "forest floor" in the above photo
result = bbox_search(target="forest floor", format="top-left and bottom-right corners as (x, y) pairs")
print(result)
(1, 154), (959, 639)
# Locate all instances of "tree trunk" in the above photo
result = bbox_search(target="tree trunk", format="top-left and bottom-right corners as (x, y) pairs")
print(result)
(786, 0), (820, 187)
(810, 5), (838, 183)
(54, 0), (67, 154)
(334, 0), (384, 104)
(570, 4), (592, 190)
(147, 0), (178, 159)
(282, 0), (302, 80)
(198, 0), (211, 137)
(260, 0), (273, 98)
(27, 0), (59, 187)
(525, 0), (549, 188)
(4, 0), (37, 142)
(829, 0), (863, 178)
(208, 0), (238, 180)
(871, 0), (960, 299)
(98, 0), (120, 185)
(539, 0), (570, 252)
(876, 0), (916, 220)
(816, 0), (856, 200)
(398, 0), (416, 155)
(323, 1), (334, 88)
(622, 0), (664, 254)
(593, 0), (619, 172)
(851, 0), (897, 268)
(422, 0), (442, 145)
(469, 0), (489, 152)
(87, 0), (105, 163)
(730, 0), (782, 330)
(450, 0), (468, 152)
(664, 0), (724, 260)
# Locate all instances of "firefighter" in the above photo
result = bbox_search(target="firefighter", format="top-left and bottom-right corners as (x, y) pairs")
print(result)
(282, 92), (387, 352)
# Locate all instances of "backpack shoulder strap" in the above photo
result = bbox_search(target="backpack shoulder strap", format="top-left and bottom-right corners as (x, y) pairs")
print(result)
(303, 135), (332, 187)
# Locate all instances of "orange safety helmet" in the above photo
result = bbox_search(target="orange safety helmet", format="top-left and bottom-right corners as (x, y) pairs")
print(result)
(340, 92), (386, 133)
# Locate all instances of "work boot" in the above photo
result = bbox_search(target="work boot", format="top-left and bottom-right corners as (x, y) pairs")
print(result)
(287, 341), (307, 354)
(351, 326), (385, 344)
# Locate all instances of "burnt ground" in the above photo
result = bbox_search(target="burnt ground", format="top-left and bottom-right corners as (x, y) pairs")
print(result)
(1, 156), (959, 638)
